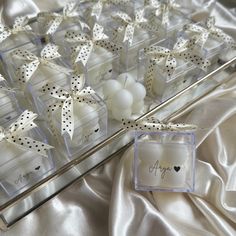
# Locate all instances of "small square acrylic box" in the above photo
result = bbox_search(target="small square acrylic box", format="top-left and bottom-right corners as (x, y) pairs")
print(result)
(139, 37), (201, 101)
(44, 91), (108, 158)
(134, 131), (196, 192)
(0, 111), (54, 197)
(0, 16), (37, 54)
(0, 41), (71, 101)
(109, 10), (166, 71)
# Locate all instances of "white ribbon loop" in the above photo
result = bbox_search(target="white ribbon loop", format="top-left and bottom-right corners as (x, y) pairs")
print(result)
(38, 2), (89, 35)
(12, 43), (72, 84)
(42, 73), (97, 139)
(183, 17), (236, 49)
(122, 117), (197, 132)
(65, 23), (121, 65)
(0, 110), (53, 157)
(0, 16), (32, 44)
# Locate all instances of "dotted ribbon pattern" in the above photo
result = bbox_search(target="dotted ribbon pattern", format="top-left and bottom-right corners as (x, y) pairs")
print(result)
(183, 17), (236, 49)
(112, 9), (159, 46)
(122, 117), (197, 132)
(42, 73), (97, 139)
(0, 110), (53, 157)
(144, 37), (211, 95)
(147, 0), (181, 26)
(38, 2), (89, 35)
(65, 23), (121, 65)
(0, 16), (32, 44)
(12, 43), (72, 85)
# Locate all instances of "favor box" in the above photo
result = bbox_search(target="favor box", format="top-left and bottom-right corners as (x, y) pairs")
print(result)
(134, 131), (195, 192)
(42, 90), (108, 158)
(139, 38), (201, 102)
(0, 113), (54, 196)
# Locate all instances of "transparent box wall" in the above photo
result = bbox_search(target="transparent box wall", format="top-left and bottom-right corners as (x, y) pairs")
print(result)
(134, 131), (196, 192)
(0, 111), (54, 197)
(139, 37), (201, 102)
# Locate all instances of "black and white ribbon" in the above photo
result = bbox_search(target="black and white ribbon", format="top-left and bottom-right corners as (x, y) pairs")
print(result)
(0, 110), (53, 157)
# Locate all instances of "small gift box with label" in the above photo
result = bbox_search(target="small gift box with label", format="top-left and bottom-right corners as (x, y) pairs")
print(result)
(64, 23), (120, 89)
(102, 72), (147, 121)
(40, 73), (108, 157)
(110, 9), (165, 71)
(0, 16), (36, 53)
(1, 42), (72, 111)
(122, 117), (197, 192)
(182, 17), (236, 67)
(139, 37), (210, 101)
(146, 0), (190, 37)
(34, 2), (90, 44)
(0, 110), (54, 196)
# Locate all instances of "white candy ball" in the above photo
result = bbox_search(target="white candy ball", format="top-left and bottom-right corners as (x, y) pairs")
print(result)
(74, 103), (99, 127)
(111, 89), (133, 109)
(112, 107), (132, 121)
(132, 100), (144, 114)
(117, 73), (135, 88)
(102, 79), (122, 98)
(127, 82), (146, 102)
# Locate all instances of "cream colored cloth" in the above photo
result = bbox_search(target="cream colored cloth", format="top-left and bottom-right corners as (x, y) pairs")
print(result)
(1, 1), (236, 236)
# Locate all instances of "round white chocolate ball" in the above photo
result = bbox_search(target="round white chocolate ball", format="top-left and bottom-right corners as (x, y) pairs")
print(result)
(112, 107), (132, 121)
(127, 82), (146, 102)
(132, 100), (144, 114)
(117, 73), (135, 88)
(111, 89), (133, 109)
(102, 79), (122, 98)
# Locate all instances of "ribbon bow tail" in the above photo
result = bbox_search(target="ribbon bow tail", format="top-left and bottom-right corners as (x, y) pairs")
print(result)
(124, 24), (135, 46)
(71, 42), (93, 66)
(61, 97), (74, 139)
(7, 136), (53, 158)
(0, 25), (11, 43)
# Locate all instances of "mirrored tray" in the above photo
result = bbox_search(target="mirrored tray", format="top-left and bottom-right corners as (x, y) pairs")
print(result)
(0, 2), (236, 229)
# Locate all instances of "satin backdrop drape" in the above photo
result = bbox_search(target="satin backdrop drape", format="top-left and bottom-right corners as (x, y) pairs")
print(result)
(1, 1), (236, 236)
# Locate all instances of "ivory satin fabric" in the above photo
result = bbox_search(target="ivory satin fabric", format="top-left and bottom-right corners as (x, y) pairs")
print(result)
(1, 1), (236, 235)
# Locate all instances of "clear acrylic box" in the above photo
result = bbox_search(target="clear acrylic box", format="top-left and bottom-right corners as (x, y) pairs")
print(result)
(139, 38), (201, 101)
(0, 112), (54, 196)
(0, 41), (70, 102)
(134, 131), (196, 192)
(44, 92), (108, 158)
(0, 27), (36, 53)
(62, 30), (120, 89)
(148, 9), (190, 37)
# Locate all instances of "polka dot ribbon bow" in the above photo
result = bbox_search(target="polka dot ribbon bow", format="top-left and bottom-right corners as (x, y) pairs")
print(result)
(65, 23), (121, 65)
(122, 117), (197, 132)
(0, 110), (53, 157)
(0, 16), (32, 44)
(12, 43), (72, 85)
(183, 17), (236, 49)
(38, 2), (89, 35)
(147, 0), (180, 26)
(112, 9), (159, 46)
(88, 0), (131, 21)
(144, 37), (210, 94)
(42, 73), (97, 139)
